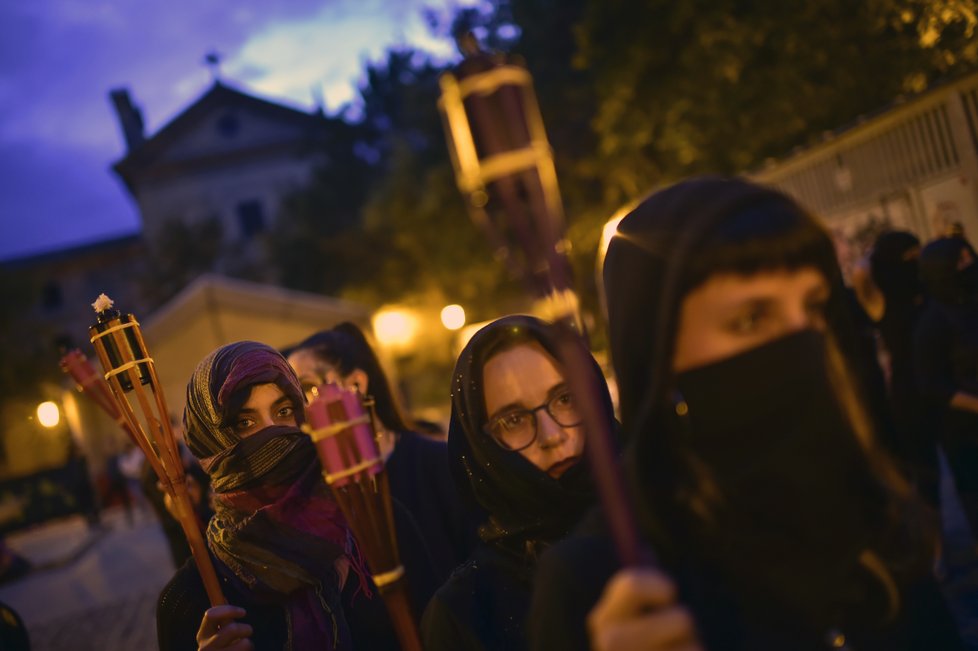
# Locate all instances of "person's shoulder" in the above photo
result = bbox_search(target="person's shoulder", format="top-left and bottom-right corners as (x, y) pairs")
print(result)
(398, 430), (448, 456)
(914, 301), (951, 334)
(421, 556), (484, 646)
(157, 560), (211, 651)
(158, 559), (207, 616)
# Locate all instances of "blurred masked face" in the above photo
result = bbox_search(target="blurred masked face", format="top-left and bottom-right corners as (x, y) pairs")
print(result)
(482, 342), (585, 478)
(231, 383), (298, 438)
(672, 267), (830, 372)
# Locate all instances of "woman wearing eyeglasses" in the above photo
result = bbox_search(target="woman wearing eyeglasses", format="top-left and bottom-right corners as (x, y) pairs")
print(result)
(420, 314), (612, 651)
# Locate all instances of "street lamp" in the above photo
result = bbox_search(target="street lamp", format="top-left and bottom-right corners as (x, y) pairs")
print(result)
(372, 308), (419, 353)
(36, 401), (60, 428)
(440, 304), (466, 331)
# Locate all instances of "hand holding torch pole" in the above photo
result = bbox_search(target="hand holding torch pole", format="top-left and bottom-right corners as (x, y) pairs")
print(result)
(87, 294), (226, 606)
(303, 382), (422, 651)
(438, 40), (650, 568)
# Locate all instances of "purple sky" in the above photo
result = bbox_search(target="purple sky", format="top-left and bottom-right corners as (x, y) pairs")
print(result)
(0, 0), (479, 261)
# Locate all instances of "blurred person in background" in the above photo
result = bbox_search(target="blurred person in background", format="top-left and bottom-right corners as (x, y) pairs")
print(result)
(287, 322), (476, 598)
(915, 235), (978, 538)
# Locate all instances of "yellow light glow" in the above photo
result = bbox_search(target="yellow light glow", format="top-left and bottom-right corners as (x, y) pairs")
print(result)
(372, 308), (419, 350)
(440, 304), (466, 330)
(599, 215), (625, 262)
(36, 401), (60, 428)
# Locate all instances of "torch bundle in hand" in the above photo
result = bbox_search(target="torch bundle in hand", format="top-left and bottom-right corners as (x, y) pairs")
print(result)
(303, 382), (422, 651)
(86, 293), (225, 606)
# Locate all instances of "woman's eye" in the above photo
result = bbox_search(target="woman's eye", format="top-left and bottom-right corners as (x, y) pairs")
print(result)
(234, 417), (255, 432)
(277, 405), (295, 419)
(501, 413), (529, 430)
(553, 392), (574, 408)
(729, 308), (765, 334)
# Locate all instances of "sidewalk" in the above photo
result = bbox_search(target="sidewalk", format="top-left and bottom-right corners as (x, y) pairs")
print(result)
(0, 507), (175, 651)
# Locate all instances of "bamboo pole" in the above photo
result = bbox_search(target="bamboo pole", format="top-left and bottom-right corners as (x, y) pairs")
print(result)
(88, 294), (226, 606)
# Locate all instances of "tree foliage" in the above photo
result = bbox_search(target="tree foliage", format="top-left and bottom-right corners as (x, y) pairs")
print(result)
(268, 0), (978, 361)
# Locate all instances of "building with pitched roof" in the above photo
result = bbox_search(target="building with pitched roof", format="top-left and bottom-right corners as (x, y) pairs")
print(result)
(110, 80), (338, 276)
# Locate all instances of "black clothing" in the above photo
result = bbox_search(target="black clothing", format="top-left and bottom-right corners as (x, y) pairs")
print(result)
(530, 511), (965, 651)
(158, 555), (397, 651)
(583, 177), (946, 649)
(869, 231), (938, 505)
(915, 236), (978, 531)
(0, 599), (29, 651)
(386, 430), (477, 588)
(914, 299), (978, 529)
(422, 543), (533, 651)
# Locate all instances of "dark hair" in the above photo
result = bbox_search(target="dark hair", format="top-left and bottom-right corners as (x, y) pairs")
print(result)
(293, 322), (410, 432)
(682, 198), (840, 296)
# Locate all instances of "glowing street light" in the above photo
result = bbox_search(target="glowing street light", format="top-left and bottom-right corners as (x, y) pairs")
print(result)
(372, 308), (419, 351)
(36, 401), (60, 428)
(440, 304), (466, 331)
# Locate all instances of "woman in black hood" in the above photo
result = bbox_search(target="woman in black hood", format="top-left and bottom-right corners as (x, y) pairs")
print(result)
(530, 177), (960, 651)
(863, 231), (944, 512)
(421, 314), (614, 651)
(915, 235), (978, 533)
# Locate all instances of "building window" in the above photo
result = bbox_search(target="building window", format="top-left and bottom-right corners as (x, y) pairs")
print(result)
(41, 281), (63, 310)
(237, 200), (265, 238)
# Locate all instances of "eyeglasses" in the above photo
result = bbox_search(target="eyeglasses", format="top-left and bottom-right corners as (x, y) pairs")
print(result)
(484, 390), (582, 451)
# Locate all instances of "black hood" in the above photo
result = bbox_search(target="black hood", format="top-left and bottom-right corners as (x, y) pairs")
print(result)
(602, 176), (849, 542)
(919, 236), (978, 304)
(448, 314), (614, 557)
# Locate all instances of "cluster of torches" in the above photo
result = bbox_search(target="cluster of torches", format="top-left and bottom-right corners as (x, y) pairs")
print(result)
(60, 293), (421, 650)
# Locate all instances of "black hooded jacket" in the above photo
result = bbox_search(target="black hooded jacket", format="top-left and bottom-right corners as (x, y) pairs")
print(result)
(528, 177), (962, 651)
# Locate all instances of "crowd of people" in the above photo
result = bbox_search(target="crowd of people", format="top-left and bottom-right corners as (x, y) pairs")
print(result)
(142, 175), (978, 650)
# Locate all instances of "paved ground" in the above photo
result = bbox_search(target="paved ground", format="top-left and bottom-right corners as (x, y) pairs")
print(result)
(0, 507), (173, 651)
(1, 461), (978, 650)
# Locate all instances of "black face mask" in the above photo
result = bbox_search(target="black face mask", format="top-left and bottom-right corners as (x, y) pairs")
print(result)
(673, 330), (881, 628)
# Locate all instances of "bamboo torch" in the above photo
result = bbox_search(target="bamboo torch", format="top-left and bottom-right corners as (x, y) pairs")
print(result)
(438, 40), (650, 567)
(87, 293), (226, 606)
(302, 382), (422, 651)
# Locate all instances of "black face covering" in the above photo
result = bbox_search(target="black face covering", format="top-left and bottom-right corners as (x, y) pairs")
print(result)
(674, 329), (880, 628)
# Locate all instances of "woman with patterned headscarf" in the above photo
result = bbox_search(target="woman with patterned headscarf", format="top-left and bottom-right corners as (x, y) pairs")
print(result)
(156, 341), (396, 651)
(421, 314), (615, 651)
